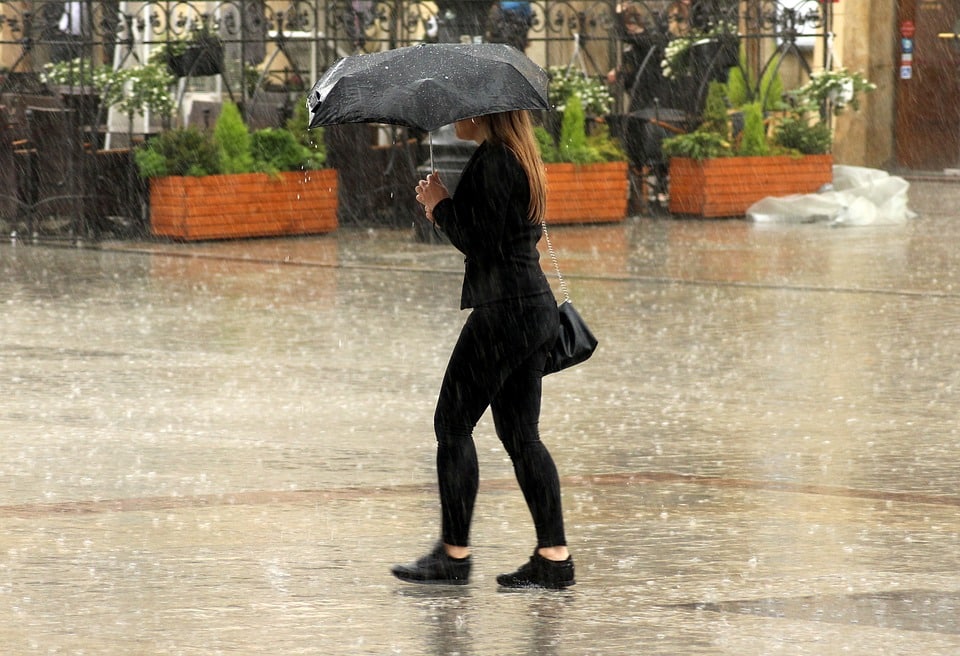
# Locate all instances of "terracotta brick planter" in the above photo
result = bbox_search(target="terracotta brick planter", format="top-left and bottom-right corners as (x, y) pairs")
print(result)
(150, 169), (338, 241)
(668, 154), (833, 218)
(545, 161), (629, 224)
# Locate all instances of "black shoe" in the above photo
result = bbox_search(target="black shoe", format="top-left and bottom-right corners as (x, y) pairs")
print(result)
(497, 551), (576, 589)
(391, 542), (471, 585)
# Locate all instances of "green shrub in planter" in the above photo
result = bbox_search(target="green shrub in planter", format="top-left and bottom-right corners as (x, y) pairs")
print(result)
(558, 94), (596, 164)
(251, 128), (316, 172)
(136, 103), (329, 179)
(214, 101), (254, 174)
(661, 131), (730, 160)
(535, 94), (626, 164)
(737, 102), (769, 156)
(134, 127), (221, 177)
(589, 123), (627, 162)
(774, 117), (832, 155)
(534, 125), (560, 162)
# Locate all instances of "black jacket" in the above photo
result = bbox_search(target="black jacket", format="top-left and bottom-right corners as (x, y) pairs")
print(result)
(433, 140), (552, 309)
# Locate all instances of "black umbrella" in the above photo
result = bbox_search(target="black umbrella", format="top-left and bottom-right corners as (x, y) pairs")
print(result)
(306, 42), (550, 167)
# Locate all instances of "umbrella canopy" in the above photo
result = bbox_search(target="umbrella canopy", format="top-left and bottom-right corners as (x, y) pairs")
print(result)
(306, 42), (550, 132)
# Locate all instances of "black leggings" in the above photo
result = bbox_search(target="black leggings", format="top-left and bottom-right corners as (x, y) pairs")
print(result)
(434, 294), (566, 549)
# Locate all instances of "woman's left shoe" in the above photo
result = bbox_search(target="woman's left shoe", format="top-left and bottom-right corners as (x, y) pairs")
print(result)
(497, 551), (575, 589)
(391, 542), (471, 585)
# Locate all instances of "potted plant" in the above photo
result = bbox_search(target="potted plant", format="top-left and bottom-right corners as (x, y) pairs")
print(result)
(150, 27), (224, 78)
(547, 66), (616, 117)
(790, 67), (876, 116)
(535, 93), (630, 224)
(660, 21), (740, 81)
(663, 69), (875, 218)
(542, 65), (616, 143)
(41, 57), (176, 127)
(137, 101), (338, 240)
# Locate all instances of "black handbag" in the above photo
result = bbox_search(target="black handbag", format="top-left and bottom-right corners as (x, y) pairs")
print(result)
(542, 222), (598, 375)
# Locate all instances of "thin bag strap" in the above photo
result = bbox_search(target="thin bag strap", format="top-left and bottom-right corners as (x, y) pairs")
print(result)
(541, 219), (570, 304)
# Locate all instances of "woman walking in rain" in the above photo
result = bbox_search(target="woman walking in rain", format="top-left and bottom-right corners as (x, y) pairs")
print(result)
(390, 110), (575, 589)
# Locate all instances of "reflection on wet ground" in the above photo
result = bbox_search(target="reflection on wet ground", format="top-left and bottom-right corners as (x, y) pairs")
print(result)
(2, 184), (959, 654)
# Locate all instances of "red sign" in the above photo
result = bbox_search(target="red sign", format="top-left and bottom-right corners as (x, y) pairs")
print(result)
(900, 20), (916, 38)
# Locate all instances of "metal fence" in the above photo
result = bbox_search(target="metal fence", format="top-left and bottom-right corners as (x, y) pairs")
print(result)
(0, 1), (833, 236)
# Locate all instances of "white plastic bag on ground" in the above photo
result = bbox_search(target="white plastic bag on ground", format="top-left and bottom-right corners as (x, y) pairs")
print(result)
(747, 165), (916, 226)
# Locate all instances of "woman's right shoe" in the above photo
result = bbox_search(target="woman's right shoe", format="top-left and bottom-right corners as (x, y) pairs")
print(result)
(496, 551), (575, 589)
(391, 542), (471, 585)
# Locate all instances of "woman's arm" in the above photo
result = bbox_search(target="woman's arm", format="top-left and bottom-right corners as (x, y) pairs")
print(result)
(432, 146), (521, 254)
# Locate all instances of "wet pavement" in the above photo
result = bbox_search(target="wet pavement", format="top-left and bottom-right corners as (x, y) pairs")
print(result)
(1, 178), (959, 654)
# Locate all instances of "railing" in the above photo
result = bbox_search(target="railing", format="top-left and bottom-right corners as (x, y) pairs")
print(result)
(0, 0), (833, 236)
(1, 1), (832, 108)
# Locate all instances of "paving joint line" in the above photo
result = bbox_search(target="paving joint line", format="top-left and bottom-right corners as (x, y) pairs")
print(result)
(96, 243), (960, 301)
(2, 471), (956, 519)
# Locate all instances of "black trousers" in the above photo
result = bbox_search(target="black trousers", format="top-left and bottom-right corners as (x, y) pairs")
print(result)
(434, 293), (566, 549)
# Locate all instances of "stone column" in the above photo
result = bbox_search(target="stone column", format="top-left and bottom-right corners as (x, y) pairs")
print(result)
(831, 0), (897, 169)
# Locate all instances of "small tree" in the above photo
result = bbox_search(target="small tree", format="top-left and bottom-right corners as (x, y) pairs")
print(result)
(214, 101), (254, 174)
(537, 92), (627, 164)
(700, 81), (729, 139)
(558, 94), (596, 164)
(737, 102), (769, 156)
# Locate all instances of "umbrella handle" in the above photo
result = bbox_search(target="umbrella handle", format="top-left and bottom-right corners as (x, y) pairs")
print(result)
(429, 132), (434, 172)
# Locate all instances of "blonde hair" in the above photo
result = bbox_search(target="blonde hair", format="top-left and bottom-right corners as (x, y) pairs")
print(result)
(477, 111), (547, 224)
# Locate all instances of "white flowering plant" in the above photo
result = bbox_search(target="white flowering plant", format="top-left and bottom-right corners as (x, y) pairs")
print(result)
(105, 63), (176, 118)
(791, 68), (876, 115)
(767, 68), (875, 155)
(547, 66), (615, 116)
(42, 58), (175, 119)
